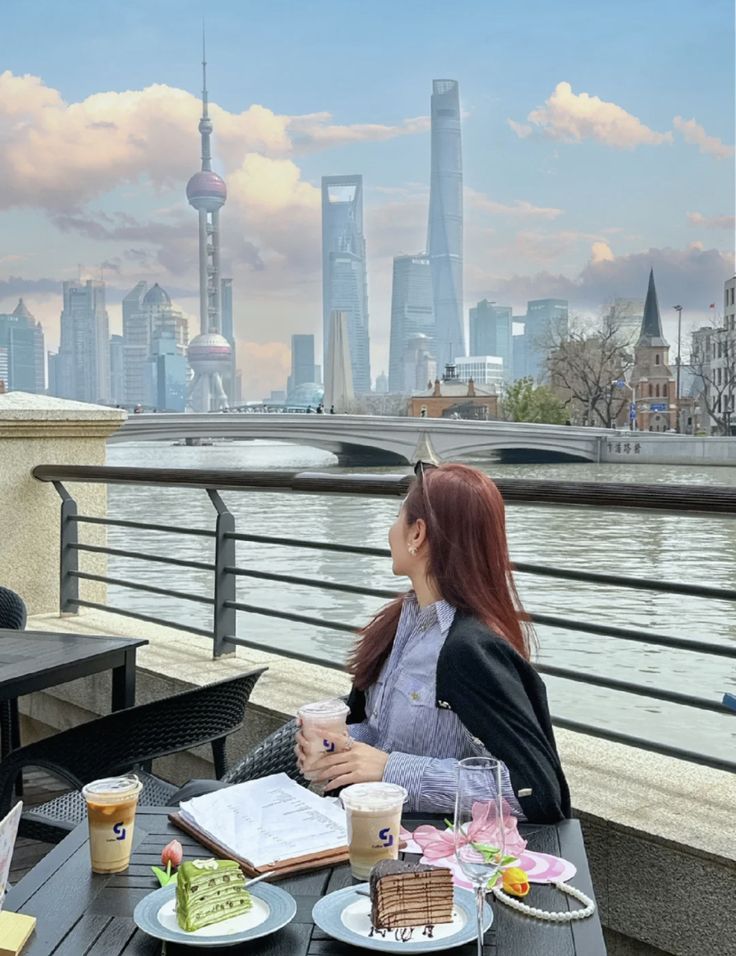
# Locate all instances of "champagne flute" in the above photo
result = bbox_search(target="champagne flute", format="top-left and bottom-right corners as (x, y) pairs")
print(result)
(453, 757), (504, 956)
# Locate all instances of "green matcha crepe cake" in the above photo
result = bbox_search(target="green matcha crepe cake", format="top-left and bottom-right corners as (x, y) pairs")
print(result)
(176, 858), (252, 932)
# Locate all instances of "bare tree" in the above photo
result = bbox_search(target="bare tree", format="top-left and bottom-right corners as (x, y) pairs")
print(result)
(688, 322), (736, 435)
(546, 312), (634, 428)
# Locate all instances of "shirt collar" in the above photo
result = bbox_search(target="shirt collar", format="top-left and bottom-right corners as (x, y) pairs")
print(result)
(406, 594), (456, 636)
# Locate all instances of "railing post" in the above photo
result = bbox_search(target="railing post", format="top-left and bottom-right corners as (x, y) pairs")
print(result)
(53, 481), (79, 614)
(207, 489), (237, 658)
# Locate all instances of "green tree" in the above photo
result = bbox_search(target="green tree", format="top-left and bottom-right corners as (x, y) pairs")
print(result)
(502, 377), (567, 424)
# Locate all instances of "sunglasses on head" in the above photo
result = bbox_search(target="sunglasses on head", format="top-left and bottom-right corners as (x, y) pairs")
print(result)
(413, 460), (438, 479)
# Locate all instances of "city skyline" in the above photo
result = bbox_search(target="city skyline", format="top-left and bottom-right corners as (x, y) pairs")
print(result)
(0, 0), (733, 399)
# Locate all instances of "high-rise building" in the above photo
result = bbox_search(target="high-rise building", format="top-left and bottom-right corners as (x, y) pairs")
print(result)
(605, 297), (644, 348)
(186, 38), (232, 411)
(427, 79), (464, 369)
(122, 281), (189, 406)
(220, 277), (238, 402)
(122, 281), (149, 405)
(522, 298), (569, 380)
(454, 355), (504, 391)
(147, 334), (188, 411)
(375, 371), (389, 394)
(47, 351), (60, 396)
(324, 310), (354, 410)
(469, 301), (512, 381)
(56, 280), (110, 403)
(287, 334), (316, 397)
(388, 254), (434, 393)
(401, 334), (437, 395)
(321, 175), (371, 394)
(109, 334), (125, 405)
(0, 299), (45, 393)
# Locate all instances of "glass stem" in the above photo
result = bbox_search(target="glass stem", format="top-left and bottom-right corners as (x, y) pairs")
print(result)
(475, 882), (485, 956)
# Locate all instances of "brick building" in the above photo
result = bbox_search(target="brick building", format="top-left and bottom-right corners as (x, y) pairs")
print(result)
(629, 270), (676, 432)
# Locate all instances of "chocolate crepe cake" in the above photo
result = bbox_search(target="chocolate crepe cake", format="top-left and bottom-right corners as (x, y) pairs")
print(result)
(369, 859), (454, 929)
(176, 858), (252, 932)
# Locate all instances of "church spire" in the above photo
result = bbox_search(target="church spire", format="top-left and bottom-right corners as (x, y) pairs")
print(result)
(637, 268), (668, 347)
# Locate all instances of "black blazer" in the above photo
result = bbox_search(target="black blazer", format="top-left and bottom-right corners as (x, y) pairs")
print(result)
(347, 613), (571, 824)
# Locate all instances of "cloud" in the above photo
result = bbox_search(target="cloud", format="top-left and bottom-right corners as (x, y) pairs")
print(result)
(0, 70), (430, 213)
(466, 188), (563, 220)
(687, 211), (736, 230)
(0, 275), (60, 296)
(484, 244), (733, 315)
(286, 113), (430, 151)
(674, 117), (734, 160)
(590, 240), (615, 264)
(511, 81), (672, 149)
(507, 119), (532, 139)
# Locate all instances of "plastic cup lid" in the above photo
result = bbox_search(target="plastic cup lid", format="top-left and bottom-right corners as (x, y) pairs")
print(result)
(297, 699), (350, 719)
(82, 774), (142, 800)
(340, 782), (408, 811)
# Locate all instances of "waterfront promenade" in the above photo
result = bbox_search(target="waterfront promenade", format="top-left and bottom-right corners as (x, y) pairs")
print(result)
(2, 392), (735, 956)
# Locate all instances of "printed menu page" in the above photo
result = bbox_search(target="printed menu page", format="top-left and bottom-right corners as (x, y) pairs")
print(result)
(179, 773), (347, 868)
(0, 801), (22, 913)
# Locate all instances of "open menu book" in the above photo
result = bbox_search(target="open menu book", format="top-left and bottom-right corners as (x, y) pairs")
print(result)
(170, 773), (350, 878)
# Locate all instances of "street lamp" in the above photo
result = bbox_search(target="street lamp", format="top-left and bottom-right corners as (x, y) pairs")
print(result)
(673, 305), (683, 432)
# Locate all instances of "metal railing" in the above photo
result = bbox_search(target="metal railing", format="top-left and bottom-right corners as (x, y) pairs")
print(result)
(33, 464), (736, 774)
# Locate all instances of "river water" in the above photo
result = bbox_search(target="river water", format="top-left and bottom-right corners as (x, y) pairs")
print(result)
(104, 441), (736, 765)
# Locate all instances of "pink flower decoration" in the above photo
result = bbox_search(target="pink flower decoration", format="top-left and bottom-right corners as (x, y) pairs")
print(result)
(412, 801), (527, 861)
(468, 800), (527, 857)
(161, 839), (183, 868)
(412, 824), (462, 860)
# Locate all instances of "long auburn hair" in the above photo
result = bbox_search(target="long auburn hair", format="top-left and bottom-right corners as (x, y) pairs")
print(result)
(348, 463), (534, 690)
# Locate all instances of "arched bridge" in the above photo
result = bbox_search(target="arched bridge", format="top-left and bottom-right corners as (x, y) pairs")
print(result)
(111, 414), (610, 465)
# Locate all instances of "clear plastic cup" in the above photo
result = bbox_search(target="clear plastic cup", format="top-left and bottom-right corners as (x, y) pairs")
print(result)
(81, 774), (143, 873)
(297, 699), (350, 781)
(340, 782), (408, 880)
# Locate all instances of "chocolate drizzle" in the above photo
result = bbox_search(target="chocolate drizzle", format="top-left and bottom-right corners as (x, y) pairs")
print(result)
(369, 859), (453, 932)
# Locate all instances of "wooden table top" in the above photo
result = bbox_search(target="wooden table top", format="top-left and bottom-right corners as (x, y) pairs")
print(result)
(6, 807), (606, 955)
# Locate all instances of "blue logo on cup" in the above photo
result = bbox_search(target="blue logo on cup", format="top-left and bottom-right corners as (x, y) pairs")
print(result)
(113, 822), (126, 841)
(378, 827), (394, 848)
(322, 739), (335, 753)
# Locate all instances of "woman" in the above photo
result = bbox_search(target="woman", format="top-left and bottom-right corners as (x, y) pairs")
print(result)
(298, 462), (570, 824)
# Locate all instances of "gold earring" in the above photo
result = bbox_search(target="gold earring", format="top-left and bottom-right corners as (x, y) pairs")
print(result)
(408, 545), (418, 556)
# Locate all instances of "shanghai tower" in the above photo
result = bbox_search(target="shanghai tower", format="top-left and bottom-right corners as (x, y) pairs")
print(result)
(185, 35), (232, 411)
(427, 79), (464, 369)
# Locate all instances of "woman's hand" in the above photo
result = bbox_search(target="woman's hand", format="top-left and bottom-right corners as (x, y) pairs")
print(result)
(296, 730), (389, 791)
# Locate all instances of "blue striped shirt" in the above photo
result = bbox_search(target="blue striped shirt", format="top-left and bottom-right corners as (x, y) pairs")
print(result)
(349, 596), (524, 816)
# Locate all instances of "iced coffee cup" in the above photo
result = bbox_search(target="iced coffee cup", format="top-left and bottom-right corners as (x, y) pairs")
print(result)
(340, 782), (408, 880)
(81, 774), (143, 874)
(297, 699), (351, 781)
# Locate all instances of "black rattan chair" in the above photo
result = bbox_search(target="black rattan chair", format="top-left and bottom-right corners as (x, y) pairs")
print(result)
(221, 716), (307, 787)
(0, 668), (267, 842)
(0, 587), (27, 761)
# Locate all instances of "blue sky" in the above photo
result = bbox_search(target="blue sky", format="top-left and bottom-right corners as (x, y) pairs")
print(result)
(1, 0), (733, 396)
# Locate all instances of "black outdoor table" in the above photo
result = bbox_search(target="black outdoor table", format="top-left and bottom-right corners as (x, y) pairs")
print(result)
(0, 629), (148, 757)
(6, 807), (607, 955)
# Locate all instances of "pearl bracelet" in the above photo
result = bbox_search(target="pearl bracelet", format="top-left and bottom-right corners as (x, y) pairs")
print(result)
(491, 881), (596, 922)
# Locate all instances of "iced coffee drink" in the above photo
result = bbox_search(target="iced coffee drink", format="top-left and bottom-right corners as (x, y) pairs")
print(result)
(340, 782), (408, 880)
(81, 774), (143, 873)
(298, 699), (350, 781)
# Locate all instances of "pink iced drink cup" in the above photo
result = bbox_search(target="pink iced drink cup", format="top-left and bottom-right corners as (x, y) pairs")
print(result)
(298, 699), (350, 780)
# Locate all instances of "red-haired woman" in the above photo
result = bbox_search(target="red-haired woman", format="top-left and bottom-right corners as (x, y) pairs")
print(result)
(299, 462), (570, 824)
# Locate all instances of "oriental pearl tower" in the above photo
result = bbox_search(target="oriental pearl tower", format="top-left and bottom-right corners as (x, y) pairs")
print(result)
(186, 35), (232, 412)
